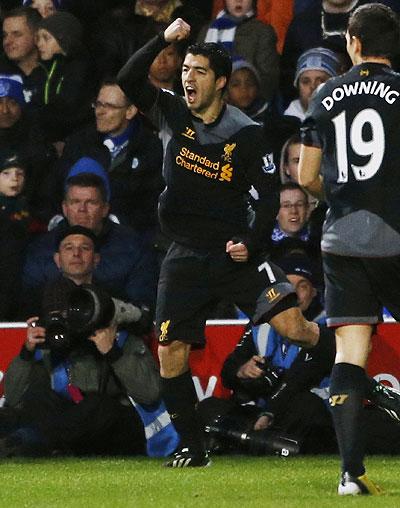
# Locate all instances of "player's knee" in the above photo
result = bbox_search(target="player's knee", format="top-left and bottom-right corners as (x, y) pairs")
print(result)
(285, 319), (310, 344)
(158, 340), (190, 378)
(270, 308), (316, 345)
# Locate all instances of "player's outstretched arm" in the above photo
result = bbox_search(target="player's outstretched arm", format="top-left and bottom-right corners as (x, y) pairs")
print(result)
(298, 144), (325, 199)
(117, 21), (188, 110)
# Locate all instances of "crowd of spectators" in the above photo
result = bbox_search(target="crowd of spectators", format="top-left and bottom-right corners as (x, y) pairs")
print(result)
(0, 0), (399, 458)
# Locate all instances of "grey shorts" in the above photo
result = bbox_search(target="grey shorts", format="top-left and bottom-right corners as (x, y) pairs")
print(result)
(323, 252), (400, 327)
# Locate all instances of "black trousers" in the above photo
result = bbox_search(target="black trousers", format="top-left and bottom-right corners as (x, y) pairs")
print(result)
(11, 384), (146, 456)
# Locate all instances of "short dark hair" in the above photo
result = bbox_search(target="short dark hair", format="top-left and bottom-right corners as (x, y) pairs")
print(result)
(185, 42), (232, 90)
(64, 173), (108, 203)
(3, 6), (42, 31)
(348, 3), (400, 60)
(279, 182), (308, 202)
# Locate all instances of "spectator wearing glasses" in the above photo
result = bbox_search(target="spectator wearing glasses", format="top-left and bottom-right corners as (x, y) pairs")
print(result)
(269, 183), (323, 280)
(274, 182), (310, 241)
(53, 79), (164, 236)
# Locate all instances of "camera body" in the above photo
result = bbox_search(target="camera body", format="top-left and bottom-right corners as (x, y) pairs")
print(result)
(38, 310), (83, 352)
(39, 284), (146, 353)
(235, 358), (282, 403)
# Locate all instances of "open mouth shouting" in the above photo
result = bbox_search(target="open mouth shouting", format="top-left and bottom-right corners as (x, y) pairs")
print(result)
(185, 85), (197, 104)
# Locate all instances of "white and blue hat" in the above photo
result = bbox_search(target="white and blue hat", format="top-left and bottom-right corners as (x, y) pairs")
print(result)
(294, 47), (341, 87)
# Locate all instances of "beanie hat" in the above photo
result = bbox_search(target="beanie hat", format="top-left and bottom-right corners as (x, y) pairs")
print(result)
(38, 11), (83, 56)
(66, 157), (111, 201)
(0, 150), (26, 173)
(231, 58), (261, 88)
(276, 254), (315, 285)
(0, 74), (25, 108)
(56, 225), (99, 251)
(294, 47), (340, 87)
(23, 0), (63, 7)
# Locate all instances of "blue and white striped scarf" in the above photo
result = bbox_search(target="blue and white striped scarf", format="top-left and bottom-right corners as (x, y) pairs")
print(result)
(204, 9), (254, 56)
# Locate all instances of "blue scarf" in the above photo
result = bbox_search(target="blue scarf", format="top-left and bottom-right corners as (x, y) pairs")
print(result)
(271, 223), (310, 244)
(103, 119), (138, 160)
(204, 9), (254, 56)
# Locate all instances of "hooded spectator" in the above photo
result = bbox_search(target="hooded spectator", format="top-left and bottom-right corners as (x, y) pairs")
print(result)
(33, 11), (94, 145)
(227, 59), (268, 124)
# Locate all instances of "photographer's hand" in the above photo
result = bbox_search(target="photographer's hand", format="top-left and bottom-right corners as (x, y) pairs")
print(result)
(237, 355), (265, 379)
(89, 324), (118, 354)
(254, 413), (274, 431)
(26, 317), (46, 351)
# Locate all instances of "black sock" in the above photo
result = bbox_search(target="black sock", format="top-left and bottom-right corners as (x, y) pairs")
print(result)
(161, 370), (205, 454)
(329, 362), (367, 477)
(314, 324), (336, 366)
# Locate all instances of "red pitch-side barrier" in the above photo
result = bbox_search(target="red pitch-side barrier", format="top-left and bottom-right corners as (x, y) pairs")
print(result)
(0, 321), (399, 403)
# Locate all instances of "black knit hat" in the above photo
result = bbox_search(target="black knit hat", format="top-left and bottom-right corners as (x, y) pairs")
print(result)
(38, 11), (83, 57)
(275, 254), (315, 285)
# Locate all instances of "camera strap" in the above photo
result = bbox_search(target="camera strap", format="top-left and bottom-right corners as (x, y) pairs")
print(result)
(50, 357), (84, 404)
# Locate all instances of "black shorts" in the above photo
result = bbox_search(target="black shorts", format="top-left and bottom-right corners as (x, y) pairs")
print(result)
(156, 242), (297, 346)
(323, 252), (400, 327)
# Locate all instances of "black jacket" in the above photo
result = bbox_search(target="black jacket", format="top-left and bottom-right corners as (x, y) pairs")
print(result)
(55, 118), (164, 232)
(32, 54), (94, 142)
(0, 113), (56, 223)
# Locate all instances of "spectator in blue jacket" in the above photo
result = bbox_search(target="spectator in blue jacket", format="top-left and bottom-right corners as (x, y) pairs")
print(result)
(20, 172), (158, 319)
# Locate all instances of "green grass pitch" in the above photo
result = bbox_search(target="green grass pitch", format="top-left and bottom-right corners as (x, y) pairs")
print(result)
(0, 455), (400, 508)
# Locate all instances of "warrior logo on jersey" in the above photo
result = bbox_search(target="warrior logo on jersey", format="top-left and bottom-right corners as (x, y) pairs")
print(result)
(360, 69), (370, 77)
(222, 143), (236, 162)
(262, 153), (276, 174)
(266, 288), (280, 303)
(181, 127), (195, 140)
(329, 394), (349, 407)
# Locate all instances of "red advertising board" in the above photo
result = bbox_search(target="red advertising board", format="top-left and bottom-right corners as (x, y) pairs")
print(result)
(0, 321), (399, 403)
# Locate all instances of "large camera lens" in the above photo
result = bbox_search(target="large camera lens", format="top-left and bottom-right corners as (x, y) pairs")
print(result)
(67, 285), (115, 335)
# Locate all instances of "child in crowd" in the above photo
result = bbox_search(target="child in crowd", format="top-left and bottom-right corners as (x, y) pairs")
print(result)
(226, 59), (268, 125)
(0, 151), (30, 230)
(0, 151), (33, 319)
(34, 11), (93, 146)
(198, 0), (279, 101)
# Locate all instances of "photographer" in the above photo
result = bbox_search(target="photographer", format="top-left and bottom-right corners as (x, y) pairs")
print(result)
(202, 255), (400, 456)
(1, 225), (178, 457)
(200, 255), (335, 456)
